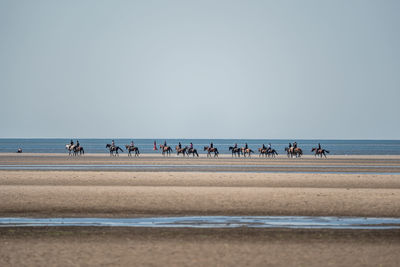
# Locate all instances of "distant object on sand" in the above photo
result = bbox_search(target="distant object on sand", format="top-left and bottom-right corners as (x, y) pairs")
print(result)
(17, 148), (22, 153)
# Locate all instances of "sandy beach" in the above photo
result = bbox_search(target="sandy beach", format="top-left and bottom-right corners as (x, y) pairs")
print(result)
(1, 154), (400, 266)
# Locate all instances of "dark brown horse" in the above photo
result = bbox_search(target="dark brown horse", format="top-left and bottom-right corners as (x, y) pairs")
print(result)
(229, 147), (241, 157)
(311, 147), (329, 158)
(73, 146), (84, 156)
(204, 146), (219, 158)
(106, 144), (123, 156)
(125, 145), (140, 157)
(187, 147), (199, 157)
(266, 148), (278, 158)
(159, 145), (173, 156)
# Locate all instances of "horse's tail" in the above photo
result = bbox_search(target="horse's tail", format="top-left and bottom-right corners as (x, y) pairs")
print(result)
(325, 150), (330, 153)
(118, 147), (123, 152)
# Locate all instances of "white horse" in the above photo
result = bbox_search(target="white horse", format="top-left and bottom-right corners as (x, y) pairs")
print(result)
(66, 144), (75, 156)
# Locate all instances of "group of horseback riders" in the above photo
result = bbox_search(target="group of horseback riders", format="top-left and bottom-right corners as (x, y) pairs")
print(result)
(66, 139), (84, 155)
(67, 139), (329, 158)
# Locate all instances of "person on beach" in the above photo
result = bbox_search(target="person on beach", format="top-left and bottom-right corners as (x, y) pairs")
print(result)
(130, 141), (134, 147)
(164, 140), (167, 147)
(153, 141), (158, 150)
(245, 143), (248, 149)
(210, 142), (213, 148)
(70, 140), (74, 147)
(268, 143), (271, 151)
(262, 144), (266, 150)
(76, 140), (80, 148)
(111, 140), (115, 148)
(178, 142), (182, 149)
(234, 143), (238, 149)
(190, 142), (193, 149)
(318, 143), (321, 150)
(293, 142), (297, 149)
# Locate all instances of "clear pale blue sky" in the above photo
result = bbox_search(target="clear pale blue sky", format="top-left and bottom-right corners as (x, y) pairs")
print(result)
(1, 0), (399, 139)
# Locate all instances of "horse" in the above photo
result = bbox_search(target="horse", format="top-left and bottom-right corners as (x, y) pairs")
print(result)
(241, 148), (254, 157)
(176, 146), (188, 157)
(266, 148), (278, 158)
(187, 147), (199, 157)
(125, 145), (140, 157)
(229, 147), (241, 157)
(106, 144), (123, 156)
(285, 147), (303, 158)
(204, 146), (219, 158)
(311, 147), (330, 158)
(159, 145), (173, 156)
(66, 144), (74, 156)
(258, 147), (267, 157)
(73, 146), (84, 156)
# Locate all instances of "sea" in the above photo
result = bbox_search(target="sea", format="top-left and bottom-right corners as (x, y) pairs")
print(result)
(0, 139), (400, 155)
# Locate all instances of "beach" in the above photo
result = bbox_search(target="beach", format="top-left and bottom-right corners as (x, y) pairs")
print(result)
(1, 154), (400, 266)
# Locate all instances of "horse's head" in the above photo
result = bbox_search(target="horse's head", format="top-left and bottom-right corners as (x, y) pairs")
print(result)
(106, 144), (110, 148)
(311, 148), (316, 152)
(203, 146), (208, 151)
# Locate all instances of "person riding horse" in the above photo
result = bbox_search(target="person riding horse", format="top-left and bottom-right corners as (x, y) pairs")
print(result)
(189, 142), (193, 152)
(111, 140), (115, 149)
(178, 142), (182, 149)
(76, 140), (80, 148)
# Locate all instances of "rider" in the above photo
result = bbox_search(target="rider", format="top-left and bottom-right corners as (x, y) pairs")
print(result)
(76, 140), (80, 148)
(70, 139), (74, 147)
(234, 143), (238, 149)
(178, 142), (182, 149)
(210, 142), (213, 149)
(245, 143), (248, 150)
(130, 141), (134, 147)
(164, 140), (167, 147)
(318, 143), (321, 150)
(111, 140), (115, 149)
(293, 142), (297, 149)
(262, 144), (266, 149)
(190, 142), (193, 150)
(267, 143), (271, 151)
(153, 141), (158, 150)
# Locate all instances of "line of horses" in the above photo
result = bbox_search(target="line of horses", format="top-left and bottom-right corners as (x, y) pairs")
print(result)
(67, 143), (330, 158)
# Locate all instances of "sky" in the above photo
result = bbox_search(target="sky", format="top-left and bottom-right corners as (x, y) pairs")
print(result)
(0, 0), (399, 139)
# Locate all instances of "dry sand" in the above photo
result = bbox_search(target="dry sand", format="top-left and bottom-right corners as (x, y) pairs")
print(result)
(1, 154), (400, 266)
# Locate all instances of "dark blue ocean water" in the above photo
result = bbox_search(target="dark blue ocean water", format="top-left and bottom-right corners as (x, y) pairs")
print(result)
(1, 139), (400, 155)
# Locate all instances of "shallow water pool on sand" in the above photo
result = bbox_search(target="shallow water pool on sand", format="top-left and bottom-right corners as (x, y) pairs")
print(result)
(1, 164), (400, 174)
(1, 216), (400, 229)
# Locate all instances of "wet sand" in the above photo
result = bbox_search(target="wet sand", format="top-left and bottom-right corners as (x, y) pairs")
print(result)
(1, 154), (400, 266)
(1, 227), (400, 267)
